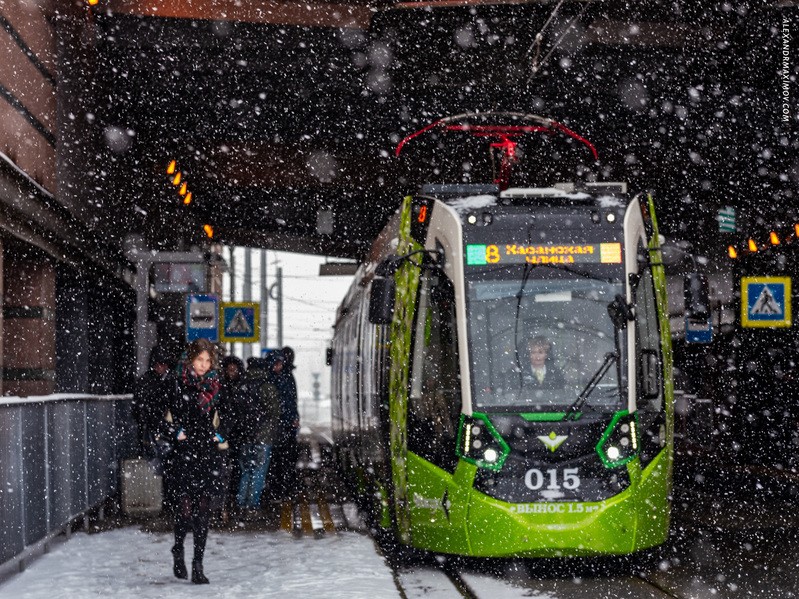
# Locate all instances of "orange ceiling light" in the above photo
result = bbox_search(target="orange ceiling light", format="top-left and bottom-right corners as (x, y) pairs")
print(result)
(165, 158), (197, 206)
(795, 224), (799, 238)
(203, 224), (214, 238)
(748, 238), (758, 252)
(770, 231), (780, 245)
(728, 245), (737, 259)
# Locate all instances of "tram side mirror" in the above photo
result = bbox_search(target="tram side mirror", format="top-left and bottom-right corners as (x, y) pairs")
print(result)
(684, 273), (710, 321)
(640, 349), (661, 399)
(607, 294), (634, 330)
(369, 277), (396, 324)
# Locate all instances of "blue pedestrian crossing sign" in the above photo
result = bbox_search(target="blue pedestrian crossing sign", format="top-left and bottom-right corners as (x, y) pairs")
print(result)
(741, 277), (791, 328)
(186, 294), (219, 342)
(220, 302), (260, 342)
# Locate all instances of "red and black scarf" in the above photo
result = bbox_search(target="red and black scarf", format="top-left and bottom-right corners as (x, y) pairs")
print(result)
(177, 360), (221, 413)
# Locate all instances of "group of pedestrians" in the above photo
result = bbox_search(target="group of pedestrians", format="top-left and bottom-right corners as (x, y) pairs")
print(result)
(131, 340), (300, 585)
(217, 350), (301, 513)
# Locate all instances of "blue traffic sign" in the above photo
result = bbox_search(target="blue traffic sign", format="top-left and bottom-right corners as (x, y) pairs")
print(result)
(685, 317), (712, 344)
(741, 277), (791, 328)
(186, 294), (219, 341)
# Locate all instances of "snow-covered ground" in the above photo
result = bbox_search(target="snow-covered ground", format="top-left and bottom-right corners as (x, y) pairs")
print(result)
(0, 527), (400, 599)
(4, 494), (799, 598)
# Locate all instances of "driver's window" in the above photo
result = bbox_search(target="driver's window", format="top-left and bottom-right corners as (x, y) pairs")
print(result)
(635, 242), (663, 411)
(408, 271), (461, 473)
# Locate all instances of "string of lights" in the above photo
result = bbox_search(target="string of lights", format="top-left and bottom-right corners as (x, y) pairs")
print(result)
(726, 223), (799, 259)
(165, 159), (214, 239)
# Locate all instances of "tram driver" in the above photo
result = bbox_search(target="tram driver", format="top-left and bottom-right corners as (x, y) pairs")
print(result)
(522, 336), (565, 389)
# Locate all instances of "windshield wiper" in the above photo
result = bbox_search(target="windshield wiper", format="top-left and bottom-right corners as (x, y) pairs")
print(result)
(562, 352), (619, 421)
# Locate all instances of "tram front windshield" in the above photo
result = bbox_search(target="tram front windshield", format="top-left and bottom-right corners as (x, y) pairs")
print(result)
(466, 266), (626, 413)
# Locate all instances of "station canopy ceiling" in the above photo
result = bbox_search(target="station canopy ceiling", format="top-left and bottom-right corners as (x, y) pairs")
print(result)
(95, 0), (797, 259)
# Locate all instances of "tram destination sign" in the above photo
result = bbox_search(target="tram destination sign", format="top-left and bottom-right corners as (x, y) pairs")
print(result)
(466, 242), (623, 266)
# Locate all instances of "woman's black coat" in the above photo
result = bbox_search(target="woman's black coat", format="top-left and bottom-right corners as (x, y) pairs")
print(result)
(166, 378), (228, 496)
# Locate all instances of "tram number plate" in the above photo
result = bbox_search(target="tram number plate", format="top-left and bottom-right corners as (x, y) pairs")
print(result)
(524, 467), (580, 491)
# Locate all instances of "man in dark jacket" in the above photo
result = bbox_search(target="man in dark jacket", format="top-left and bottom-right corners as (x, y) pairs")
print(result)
(216, 356), (249, 518)
(218, 356), (247, 432)
(236, 357), (281, 512)
(132, 346), (174, 459)
(267, 349), (301, 501)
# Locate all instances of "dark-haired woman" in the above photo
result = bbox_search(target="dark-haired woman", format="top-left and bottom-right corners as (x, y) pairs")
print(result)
(165, 338), (227, 584)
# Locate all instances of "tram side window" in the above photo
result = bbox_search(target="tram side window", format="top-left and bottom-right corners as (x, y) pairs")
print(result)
(408, 271), (461, 473)
(635, 256), (663, 412)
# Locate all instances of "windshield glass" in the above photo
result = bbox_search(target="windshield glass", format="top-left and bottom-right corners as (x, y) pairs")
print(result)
(466, 267), (625, 412)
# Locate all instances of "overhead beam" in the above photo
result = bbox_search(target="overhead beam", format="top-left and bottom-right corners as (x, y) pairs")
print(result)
(108, 0), (374, 29)
(195, 142), (391, 189)
(585, 20), (727, 47)
(393, 0), (551, 8)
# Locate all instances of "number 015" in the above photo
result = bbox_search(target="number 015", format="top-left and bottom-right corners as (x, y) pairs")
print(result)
(524, 468), (581, 491)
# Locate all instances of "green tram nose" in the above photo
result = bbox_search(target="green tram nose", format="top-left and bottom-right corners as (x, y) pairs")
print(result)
(449, 411), (666, 557)
(459, 412), (639, 504)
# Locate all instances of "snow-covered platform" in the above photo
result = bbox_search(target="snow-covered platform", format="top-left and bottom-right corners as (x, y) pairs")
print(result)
(0, 527), (400, 599)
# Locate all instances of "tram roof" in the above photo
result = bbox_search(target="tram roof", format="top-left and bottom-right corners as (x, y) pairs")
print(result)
(421, 183), (630, 216)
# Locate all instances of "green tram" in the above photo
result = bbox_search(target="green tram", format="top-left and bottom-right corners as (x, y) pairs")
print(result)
(331, 119), (683, 558)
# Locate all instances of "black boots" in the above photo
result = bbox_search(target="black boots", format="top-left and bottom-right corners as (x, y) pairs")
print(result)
(191, 560), (209, 584)
(172, 544), (208, 583)
(174, 500), (210, 584)
(171, 545), (187, 580)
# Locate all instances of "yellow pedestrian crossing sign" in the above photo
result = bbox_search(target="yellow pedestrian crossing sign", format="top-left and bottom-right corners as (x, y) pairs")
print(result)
(741, 277), (791, 328)
(219, 302), (260, 342)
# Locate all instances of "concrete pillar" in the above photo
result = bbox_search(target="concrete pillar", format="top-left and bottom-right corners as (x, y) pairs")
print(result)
(3, 248), (56, 396)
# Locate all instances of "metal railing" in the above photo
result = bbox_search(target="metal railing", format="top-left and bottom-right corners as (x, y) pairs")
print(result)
(0, 394), (136, 578)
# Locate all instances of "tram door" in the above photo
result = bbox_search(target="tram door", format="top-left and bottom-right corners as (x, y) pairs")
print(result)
(408, 270), (461, 470)
(634, 245), (668, 468)
(406, 268), (468, 547)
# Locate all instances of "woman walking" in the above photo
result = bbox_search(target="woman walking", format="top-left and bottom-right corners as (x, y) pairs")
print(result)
(166, 338), (227, 584)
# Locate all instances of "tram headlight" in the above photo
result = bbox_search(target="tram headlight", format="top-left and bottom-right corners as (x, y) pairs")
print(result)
(456, 413), (510, 472)
(596, 411), (640, 469)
